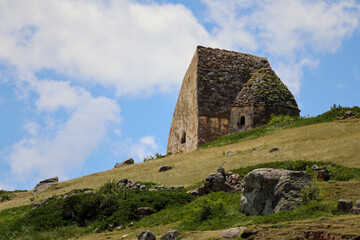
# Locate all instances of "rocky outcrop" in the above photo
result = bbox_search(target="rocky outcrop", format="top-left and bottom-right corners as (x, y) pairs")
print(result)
(337, 111), (355, 120)
(114, 158), (134, 168)
(33, 177), (58, 194)
(187, 166), (242, 196)
(241, 168), (312, 216)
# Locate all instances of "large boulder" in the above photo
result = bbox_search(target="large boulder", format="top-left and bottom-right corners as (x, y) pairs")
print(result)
(241, 168), (312, 216)
(114, 158), (134, 168)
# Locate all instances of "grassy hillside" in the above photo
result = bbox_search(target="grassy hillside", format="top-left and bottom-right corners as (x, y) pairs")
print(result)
(1, 106), (360, 239)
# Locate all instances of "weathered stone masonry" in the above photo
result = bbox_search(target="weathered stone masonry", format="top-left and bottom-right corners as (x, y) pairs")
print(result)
(167, 46), (299, 153)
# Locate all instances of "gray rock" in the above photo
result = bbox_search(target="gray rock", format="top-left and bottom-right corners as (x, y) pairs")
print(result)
(225, 151), (236, 156)
(217, 166), (226, 176)
(160, 230), (178, 240)
(268, 148), (279, 153)
(351, 200), (360, 214)
(241, 168), (312, 216)
(138, 230), (156, 240)
(114, 158), (134, 168)
(341, 111), (355, 119)
(252, 147), (261, 152)
(316, 169), (330, 181)
(220, 227), (247, 239)
(33, 177), (59, 193)
(159, 166), (173, 172)
(137, 207), (154, 219)
(338, 199), (353, 213)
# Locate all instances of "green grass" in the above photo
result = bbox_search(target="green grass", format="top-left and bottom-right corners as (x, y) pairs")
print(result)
(231, 160), (360, 181)
(199, 105), (360, 149)
(1, 161), (360, 239)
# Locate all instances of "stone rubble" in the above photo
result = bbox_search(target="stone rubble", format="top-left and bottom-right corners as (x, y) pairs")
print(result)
(187, 166), (242, 196)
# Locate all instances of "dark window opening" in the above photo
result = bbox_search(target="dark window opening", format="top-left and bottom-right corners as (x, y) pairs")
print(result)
(181, 132), (186, 144)
(238, 116), (245, 126)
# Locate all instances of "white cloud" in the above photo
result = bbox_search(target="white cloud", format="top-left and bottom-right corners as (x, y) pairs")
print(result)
(0, 0), (213, 96)
(202, 0), (360, 94)
(7, 80), (121, 184)
(23, 122), (39, 135)
(127, 135), (160, 162)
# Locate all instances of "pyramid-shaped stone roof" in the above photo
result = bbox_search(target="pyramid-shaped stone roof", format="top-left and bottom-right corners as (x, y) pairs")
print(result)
(233, 67), (298, 109)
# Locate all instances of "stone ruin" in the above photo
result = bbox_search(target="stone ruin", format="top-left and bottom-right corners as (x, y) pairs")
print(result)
(167, 46), (299, 153)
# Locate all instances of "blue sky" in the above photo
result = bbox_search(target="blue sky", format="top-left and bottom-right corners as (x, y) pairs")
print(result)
(0, 0), (359, 190)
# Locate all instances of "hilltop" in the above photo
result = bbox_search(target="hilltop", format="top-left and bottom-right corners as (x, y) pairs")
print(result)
(1, 106), (360, 239)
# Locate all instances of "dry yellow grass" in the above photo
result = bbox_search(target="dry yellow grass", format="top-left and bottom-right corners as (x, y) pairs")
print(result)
(1, 119), (360, 211)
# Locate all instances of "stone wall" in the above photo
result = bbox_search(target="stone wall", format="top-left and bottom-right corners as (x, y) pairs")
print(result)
(197, 116), (229, 146)
(167, 52), (199, 153)
(229, 105), (300, 134)
(196, 46), (270, 119)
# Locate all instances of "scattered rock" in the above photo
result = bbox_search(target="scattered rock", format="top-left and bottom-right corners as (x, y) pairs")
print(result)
(311, 165), (319, 170)
(137, 207), (155, 219)
(128, 222), (134, 227)
(316, 169), (330, 181)
(84, 190), (96, 194)
(225, 151), (236, 156)
(94, 228), (101, 233)
(252, 147), (261, 152)
(114, 158), (135, 168)
(337, 111), (355, 120)
(138, 230), (156, 240)
(187, 166), (242, 196)
(219, 227), (247, 239)
(351, 200), (360, 214)
(122, 234), (129, 239)
(337, 199), (353, 213)
(33, 177), (59, 194)
(268, 148), (279, 153)
(159, 166), (173, 172)
(241, 168), (312, 216)
(116, 225), (124, 230)
(160, 230), (178, 240)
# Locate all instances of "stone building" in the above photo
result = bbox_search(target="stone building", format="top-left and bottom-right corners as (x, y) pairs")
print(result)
(167, 46), (299, 153)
